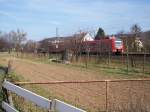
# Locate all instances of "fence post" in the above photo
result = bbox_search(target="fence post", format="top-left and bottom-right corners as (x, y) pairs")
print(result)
(126, 39), (129, 74)
(143, 49), (146, 74)
(48, 99), (53, 112)
(2, 79), (14, 107)
(7, 92), (14, 107)
(121, 52), (124, 66)
(105, 80), (109, 112)
(108, 52), (111, 67)
(7, 60), (12, 74)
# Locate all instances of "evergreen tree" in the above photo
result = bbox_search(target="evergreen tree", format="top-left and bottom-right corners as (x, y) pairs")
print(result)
(95, 27), (105, 40)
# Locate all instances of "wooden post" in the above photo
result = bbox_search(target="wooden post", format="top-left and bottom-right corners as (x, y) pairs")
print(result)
(48, 99), (56, 112)
(121, 52), (124, 66)
(105, 81), (109, 112)
(7, 92), (14, 107)
(108, 51), (111, 67)
(143, 49), (146, 74)
(7, 60), (12, 74)
(2, 80), (14, 107)
(126, 39), (129, 74)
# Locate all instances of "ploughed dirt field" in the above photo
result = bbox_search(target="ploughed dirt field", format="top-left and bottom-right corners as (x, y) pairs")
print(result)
(0, 56), (150, 112)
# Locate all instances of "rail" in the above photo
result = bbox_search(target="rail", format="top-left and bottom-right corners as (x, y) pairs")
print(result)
(14, 78), (150, 85)
(13, 78), (150, 111)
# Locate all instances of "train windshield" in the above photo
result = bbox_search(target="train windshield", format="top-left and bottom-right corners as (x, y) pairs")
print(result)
(115, 41), (122, 47)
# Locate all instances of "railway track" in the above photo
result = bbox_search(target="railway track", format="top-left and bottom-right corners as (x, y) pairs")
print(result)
(122, 53), (150, 57)
(79, 52), (150, 57)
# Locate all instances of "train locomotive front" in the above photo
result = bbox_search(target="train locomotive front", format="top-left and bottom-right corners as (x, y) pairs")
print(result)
(82, 37), (124, 54)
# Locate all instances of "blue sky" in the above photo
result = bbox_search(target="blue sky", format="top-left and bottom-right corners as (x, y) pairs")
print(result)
(0, 0), (150, 40)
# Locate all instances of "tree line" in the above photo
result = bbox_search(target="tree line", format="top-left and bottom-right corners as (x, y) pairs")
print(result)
(117, 24), (150, 53)
(0, 24), (150, 54)
(0, 29), (37, 53)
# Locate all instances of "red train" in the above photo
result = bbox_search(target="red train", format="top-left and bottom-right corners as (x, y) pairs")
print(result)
(49, 37), (124, 54)
(81, 37), (124, 54)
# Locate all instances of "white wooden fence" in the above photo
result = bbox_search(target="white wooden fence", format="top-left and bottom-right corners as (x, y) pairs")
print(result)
(2, 80), (86, 112)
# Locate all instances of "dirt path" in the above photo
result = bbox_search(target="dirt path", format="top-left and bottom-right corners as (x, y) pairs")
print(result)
(10, 58), (114, 81)
(0, 57), (111, 111)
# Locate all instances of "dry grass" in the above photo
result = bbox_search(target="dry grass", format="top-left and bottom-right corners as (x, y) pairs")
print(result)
(0, 54), (150, 111)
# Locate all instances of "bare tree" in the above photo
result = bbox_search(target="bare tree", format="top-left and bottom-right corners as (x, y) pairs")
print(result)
(130, 24), (141, 36)
(0, 34), (9, 51)
(130, 24), (143, 52)
(69, 33), (83, 61)
(141, 31), (150, 53)
(0, 31), (12, 52)
(130, 24), (142, 67)
(9, 29), (27, 52)
(24, 40), (37, 53)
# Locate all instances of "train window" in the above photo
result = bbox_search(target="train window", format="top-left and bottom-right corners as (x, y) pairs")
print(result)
(115, 41), (122, 47)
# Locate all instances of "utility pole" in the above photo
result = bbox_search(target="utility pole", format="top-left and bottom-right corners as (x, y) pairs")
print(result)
(56, 27), (58, 38)
(56, 27), (59, 62)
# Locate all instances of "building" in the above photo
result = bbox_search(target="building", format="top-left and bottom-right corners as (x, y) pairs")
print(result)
(38, 33), (93, 53)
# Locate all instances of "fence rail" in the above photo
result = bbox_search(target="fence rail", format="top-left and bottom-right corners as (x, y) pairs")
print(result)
(2, 101), (19, 112)
(14, 78), (150, 85)
(2, 80), (86, 112)
(13, 78), (150, 112)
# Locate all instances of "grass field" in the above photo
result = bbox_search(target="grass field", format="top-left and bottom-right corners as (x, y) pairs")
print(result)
(0, 52), (150, 111)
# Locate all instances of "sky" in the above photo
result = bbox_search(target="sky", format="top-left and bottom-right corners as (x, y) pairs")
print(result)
(0, 0), (150, 40)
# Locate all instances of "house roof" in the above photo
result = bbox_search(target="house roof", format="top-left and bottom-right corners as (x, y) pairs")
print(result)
(39, 32), (91, 44)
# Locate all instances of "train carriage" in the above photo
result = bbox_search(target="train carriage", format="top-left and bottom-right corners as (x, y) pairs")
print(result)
(81, 37), (123, 54)
(48, 37), (124, 54)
